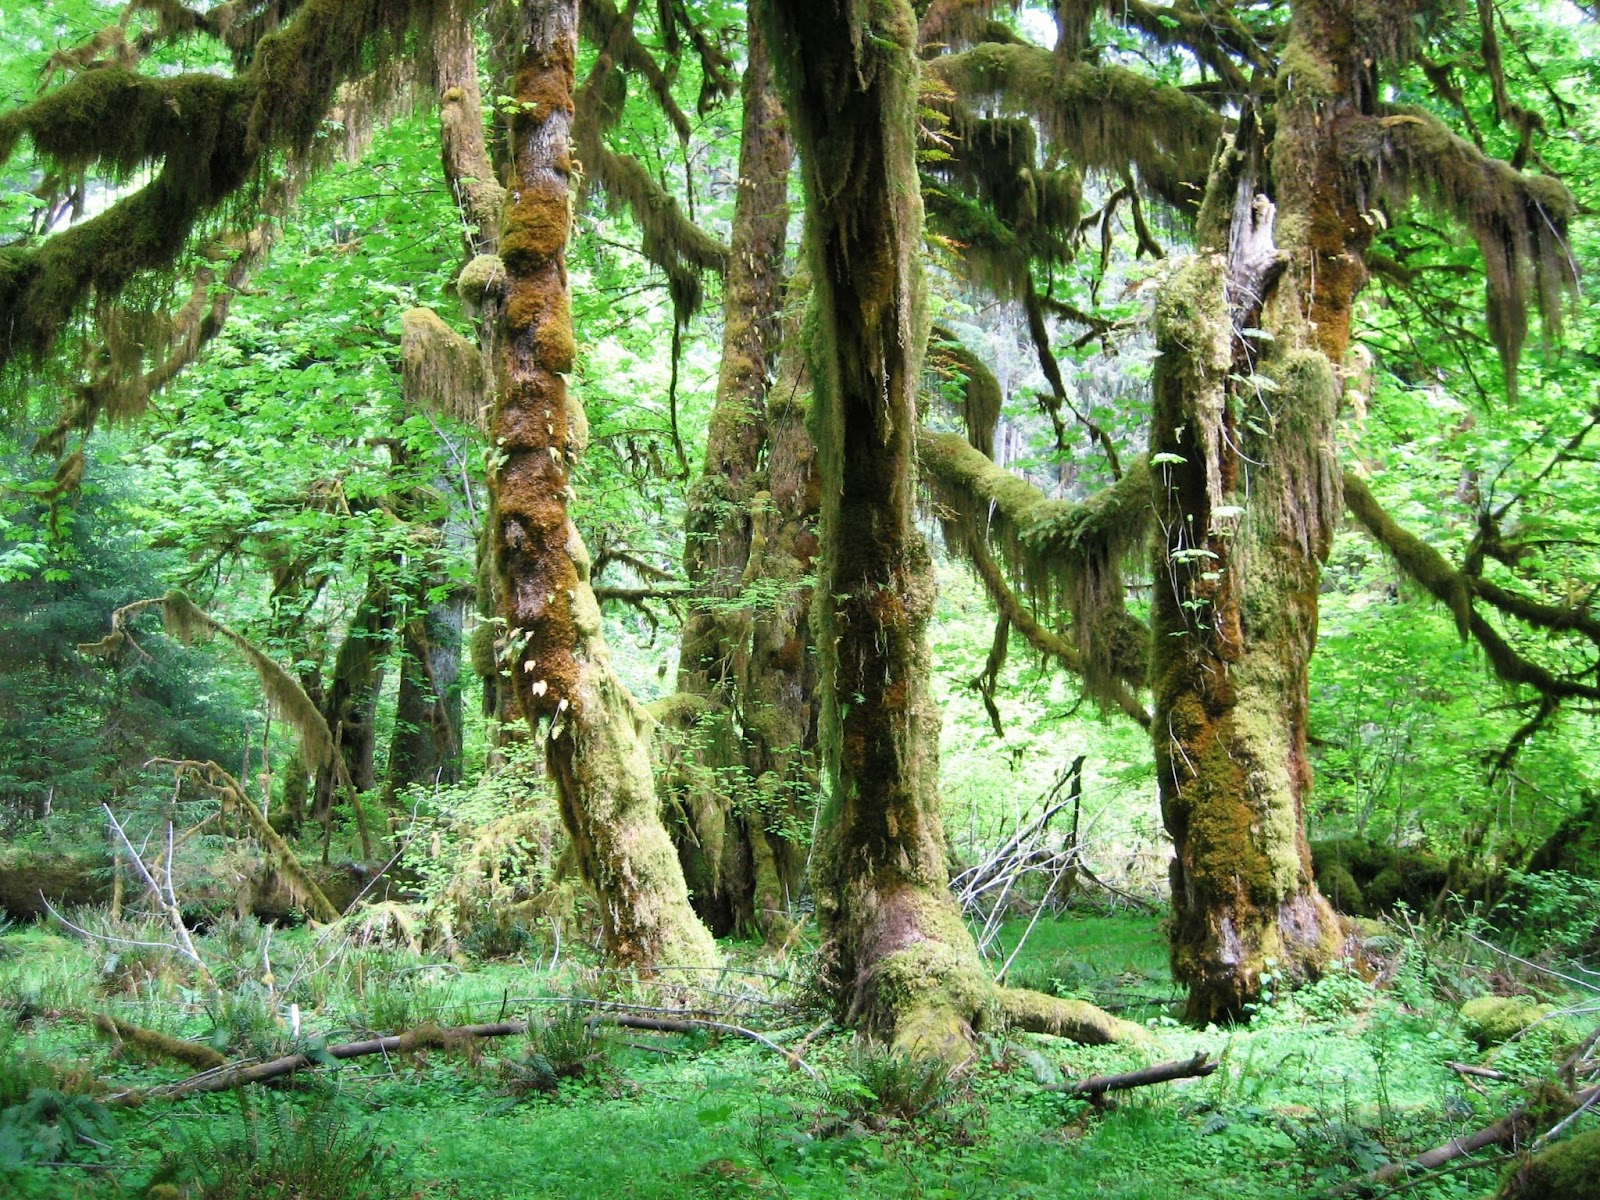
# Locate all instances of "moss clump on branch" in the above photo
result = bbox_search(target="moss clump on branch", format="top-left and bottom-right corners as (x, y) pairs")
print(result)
(93, 1014), (227, 1071)
(927, 43), (1220, 211)
(400, 307), (484, 425)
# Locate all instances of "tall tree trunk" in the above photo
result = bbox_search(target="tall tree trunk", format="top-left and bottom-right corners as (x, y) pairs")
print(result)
(764, 0), (993, 1052)
(1151, 0), (1373, 1022)
(311, 571), (396, 827)
(491, 0), (718, 971)
(668, 4), (810, 941)
(385, 595), (464, 797)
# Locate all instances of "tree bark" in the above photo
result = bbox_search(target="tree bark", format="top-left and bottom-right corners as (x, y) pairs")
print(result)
(311, 569), (396, 829)
(1150, 0), (1376, 1021)
(667, 11), (811, 941)
(765, 0), (991, 1053)
(492, 0), (718, 972)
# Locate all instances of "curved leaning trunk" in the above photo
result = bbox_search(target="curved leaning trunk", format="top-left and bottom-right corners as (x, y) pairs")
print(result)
(491, 0), (718, 973)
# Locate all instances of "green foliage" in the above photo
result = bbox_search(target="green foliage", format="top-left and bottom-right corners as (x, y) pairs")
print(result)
(833, 1042), (958, 1125)
(1494, 869), (1600, 960)
(153, 1097), (408, 1200)
(499, 1006), (611, 1098)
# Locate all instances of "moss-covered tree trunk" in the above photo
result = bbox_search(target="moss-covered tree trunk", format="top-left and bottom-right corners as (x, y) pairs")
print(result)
(764, 0), (991, 1052)
(492, 0), (718, 971)
(311, 570), (396, 827)
(385, 596), (464, 797)
(667, 7), (811, 941)
(1151, 0), (1377, 1022)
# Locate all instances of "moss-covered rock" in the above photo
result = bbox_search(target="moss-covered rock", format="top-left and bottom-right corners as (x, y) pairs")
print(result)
(1498, 1128), (1600, 1200)
(1459, 995), (1553, 1048)
(1317, 862), (1367, 915)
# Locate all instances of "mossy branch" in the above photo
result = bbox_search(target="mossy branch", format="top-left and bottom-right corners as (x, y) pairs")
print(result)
(0, 0), (455, 368)
(918, 428), (1153, 716)
(81, 591), (336, 769)
(927, 42), (1221, 212)
(1346, 107), (1576, 393)
(148, 758), (342, 922)
(1344, 471), (1600, 707)
(574, 0), (729, 321)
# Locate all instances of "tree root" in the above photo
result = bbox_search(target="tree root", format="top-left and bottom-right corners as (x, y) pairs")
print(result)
(998, 987), (1146, 1045)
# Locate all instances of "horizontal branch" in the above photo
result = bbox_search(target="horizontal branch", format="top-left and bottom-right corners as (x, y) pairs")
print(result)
(927, 42), (1221, 212)
(1343, 471), (1600, 706)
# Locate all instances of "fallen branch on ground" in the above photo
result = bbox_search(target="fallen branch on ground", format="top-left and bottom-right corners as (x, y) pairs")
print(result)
(1045, 1051), (1215, 1097)
(1329, 1081), (1600, 1197)
(110, 1009), (818, 1104)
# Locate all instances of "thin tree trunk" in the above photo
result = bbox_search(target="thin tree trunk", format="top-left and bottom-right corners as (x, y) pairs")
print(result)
(492, 0), (718, 972)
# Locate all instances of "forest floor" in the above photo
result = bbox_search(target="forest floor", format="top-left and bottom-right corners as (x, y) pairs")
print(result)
(0, 907), (1594, 1200)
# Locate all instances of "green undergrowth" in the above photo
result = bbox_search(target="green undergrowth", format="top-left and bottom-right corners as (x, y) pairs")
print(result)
(0, 910), (1594, 1200)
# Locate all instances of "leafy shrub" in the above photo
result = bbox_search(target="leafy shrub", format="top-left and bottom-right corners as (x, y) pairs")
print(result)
(1494, 870), (1600, 960)
(833, 1042), (957, 1125)
(499, 1006), (609, 1097)
(0, 1089), (120, 1167)
(151, 1098), (406, 1200)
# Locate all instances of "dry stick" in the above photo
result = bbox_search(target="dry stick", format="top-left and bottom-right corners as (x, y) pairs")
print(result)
(1044, 1051), (1216, 1097)
(1447, 1061), (1514, 1082)
(102, 805), (218, 998)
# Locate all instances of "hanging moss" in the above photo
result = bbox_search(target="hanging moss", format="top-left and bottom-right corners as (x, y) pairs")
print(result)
(0, 0), (455, 370)
(927, 42), (1220, 212)
(918, 427), (1152, 702)
(401, 307), (484, 425)
(1343, 108), (1576, 393)
(929, 328), (1001, 457)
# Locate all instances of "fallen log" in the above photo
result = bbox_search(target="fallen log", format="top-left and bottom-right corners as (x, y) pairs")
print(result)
(111, 1010), (817, 1104)
(1045, 1051), (1216, 1097)
(1329, 1081), (1600, 1197)
(110, 1020), (530, 1104)
(94, 1013), (227, 1071)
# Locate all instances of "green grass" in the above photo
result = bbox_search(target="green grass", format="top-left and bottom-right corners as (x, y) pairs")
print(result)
(0, 911), (1592, 1200)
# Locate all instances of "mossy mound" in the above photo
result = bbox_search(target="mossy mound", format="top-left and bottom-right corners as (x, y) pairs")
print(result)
(1459, 995), (1553, 1048)
(1316, 861), (1366, 915)
(1309, 838), (1451, 913)
(1498, 1128), (1600, 1200)
(0, 848), (111, 919)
